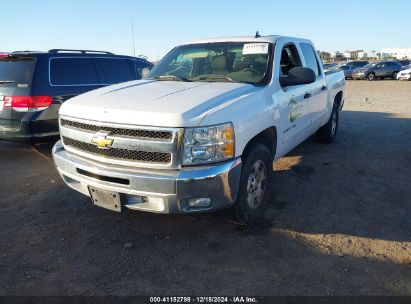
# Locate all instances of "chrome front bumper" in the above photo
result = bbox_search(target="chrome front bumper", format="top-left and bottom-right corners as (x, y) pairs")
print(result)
(52, 140), (242, 214)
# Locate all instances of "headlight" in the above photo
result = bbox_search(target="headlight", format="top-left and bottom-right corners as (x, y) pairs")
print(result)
(183, 123), (234, 165)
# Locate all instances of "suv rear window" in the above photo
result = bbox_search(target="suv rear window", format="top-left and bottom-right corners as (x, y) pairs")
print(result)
(0, 57), (34, 86)
(95, 58), (134, 84)
(50, 58), (99, 86)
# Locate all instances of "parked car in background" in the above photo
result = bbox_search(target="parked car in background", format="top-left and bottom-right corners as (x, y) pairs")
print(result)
(338, 65), (357, 79)
(0, 50), (153, 142)
(346, 60), (369, 68)
(323, 63), (337, 70)
(397, 64), (411, 80)
(52, 35), (345, 223)
(398, 59), (410, 67)
(351, 61), (402, 80)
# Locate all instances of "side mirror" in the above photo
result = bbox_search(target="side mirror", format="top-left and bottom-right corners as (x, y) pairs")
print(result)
(280, 67), (316, 87)
(141, 67), (151, 79)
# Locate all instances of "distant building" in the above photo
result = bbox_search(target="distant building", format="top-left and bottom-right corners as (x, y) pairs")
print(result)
(357, 51), (368, 59)
(343, 52), (351, 59)
(381, 48), (411, 59)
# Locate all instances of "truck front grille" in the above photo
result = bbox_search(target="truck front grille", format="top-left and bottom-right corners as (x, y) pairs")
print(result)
(61, 119), (173, 141)
(62, 136), (171, 164)
(59, 116), (182, 169)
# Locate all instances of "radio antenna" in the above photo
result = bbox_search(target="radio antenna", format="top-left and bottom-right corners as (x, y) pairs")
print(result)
(131, 17), (136, 56)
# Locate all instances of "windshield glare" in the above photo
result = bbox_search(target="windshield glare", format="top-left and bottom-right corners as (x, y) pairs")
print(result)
(147, 42), (272, 85)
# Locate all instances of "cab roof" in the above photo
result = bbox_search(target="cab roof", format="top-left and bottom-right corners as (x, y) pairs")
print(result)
(181, 35), (284, 45)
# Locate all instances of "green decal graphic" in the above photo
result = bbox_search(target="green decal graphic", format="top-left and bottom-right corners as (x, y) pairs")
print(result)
(289, 96), (303, 123)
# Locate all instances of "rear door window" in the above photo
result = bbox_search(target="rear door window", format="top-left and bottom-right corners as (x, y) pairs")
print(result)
(95, 58), (135, 84)
(50, 58), (99, 86)
(0, 57), (34, 86)
(300, 43), (321, 77)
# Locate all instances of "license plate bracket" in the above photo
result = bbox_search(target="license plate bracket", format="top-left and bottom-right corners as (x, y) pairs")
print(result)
(88, 186), (121, 212)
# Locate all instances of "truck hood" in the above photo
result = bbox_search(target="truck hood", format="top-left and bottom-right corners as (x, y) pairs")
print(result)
(60, 80), (258, 127)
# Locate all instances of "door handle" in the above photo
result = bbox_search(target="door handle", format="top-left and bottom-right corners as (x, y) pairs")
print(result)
(304, 93), (312, 99)
(321, 85), (327, 91)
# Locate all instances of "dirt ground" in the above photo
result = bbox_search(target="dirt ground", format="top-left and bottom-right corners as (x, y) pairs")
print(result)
(0, 80), (410, 296)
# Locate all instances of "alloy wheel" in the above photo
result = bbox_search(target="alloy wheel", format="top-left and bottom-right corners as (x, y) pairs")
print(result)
(246, 160), (267, 209)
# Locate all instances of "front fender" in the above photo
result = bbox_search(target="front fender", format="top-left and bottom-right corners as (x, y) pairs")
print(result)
(199, 89), (278, 157)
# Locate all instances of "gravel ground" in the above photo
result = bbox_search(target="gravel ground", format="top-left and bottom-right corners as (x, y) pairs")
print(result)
(0, 80), (410, 296)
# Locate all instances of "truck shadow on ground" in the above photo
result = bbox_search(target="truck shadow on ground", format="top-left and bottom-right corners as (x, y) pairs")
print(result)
(1, 110), (410, 295)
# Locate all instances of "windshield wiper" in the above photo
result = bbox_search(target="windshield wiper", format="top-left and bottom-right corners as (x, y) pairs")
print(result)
(152, 75), (189, 82)
(0, 80), (15, 84)
(192, 75), (235, 83)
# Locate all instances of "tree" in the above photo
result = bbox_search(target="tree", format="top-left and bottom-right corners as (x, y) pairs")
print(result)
(318, 51), (332, 62)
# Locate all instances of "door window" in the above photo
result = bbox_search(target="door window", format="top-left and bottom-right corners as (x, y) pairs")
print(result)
(95, 58), (135, 84)
(279, 44), (302, 76)
(300, 43), (321, 77)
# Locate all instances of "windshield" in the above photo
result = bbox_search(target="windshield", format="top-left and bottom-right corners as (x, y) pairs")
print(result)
(0, 57), (35, 86)
(147, 42), (273, 85)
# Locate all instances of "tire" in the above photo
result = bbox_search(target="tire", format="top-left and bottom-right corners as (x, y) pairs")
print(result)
(392, 71), (398, 80)
(367, 72), (375, 81)
(231, 144), (273, 224)
(317, 102), (339, 144)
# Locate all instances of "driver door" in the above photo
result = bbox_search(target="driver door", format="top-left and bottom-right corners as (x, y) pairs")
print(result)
(375, 63), (385, 77)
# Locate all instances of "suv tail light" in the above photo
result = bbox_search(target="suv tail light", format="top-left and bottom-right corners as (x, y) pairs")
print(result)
(4, 96), (53, 112)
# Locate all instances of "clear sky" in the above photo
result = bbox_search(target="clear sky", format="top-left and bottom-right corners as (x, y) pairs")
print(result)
(1, 0), (409, 61)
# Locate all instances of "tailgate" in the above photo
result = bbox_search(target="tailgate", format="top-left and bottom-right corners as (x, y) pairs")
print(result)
(0, 56), (35, 130)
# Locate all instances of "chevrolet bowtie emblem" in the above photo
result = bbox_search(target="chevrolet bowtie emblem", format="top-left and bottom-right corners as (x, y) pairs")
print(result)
(91, 132), (113, 149)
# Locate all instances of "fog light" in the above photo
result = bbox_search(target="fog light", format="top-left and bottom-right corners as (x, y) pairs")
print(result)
(187, 198), (211, 208)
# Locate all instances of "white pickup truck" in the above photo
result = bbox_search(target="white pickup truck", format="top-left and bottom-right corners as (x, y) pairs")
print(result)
(53, 35), (345, 223)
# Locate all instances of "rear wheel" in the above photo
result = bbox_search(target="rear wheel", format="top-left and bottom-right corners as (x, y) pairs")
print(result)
(367, 72), (375, 81)
(317, 102), (339, 144)
(232, 144), (273, 224)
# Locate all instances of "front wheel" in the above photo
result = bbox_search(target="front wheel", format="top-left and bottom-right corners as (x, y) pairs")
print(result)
(392, 71), (399, 80)
(367, 73), (375, 81)
(317, 102), (339, 144)
(232, 144), (273, 224)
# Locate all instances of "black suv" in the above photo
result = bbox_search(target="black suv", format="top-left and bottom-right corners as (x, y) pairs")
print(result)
(0, 49), (153, 142)
(351, 60), (402, 81)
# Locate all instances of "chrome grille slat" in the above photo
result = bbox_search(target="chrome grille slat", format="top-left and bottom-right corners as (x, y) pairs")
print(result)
(61, 119), (173, 140)
(62, 136), (171, 163)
